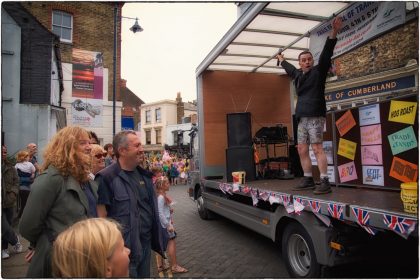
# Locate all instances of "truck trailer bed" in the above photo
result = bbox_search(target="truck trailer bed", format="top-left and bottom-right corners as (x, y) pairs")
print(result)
(203, 178), (418, 236)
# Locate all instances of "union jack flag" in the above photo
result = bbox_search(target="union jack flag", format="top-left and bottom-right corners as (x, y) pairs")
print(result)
(293, 197), (306, 215)
(281, 194), (291, 205)
(328, 203), (345, 220)
(383, 214), (417, 239)
(351, 206), (377, 235)
(308, 200), (321, 213)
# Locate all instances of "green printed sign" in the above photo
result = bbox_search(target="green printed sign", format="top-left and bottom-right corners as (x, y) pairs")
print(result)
(388, 126), (418, 155)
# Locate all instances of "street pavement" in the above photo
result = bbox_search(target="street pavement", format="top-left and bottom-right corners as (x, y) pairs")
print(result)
(1, 184), (289, 278)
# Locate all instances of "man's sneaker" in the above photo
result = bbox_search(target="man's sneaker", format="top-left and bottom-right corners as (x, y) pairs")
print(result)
(13, 236), (23, 253)
(1, 249), (10, 259)
(313, 177), (332, 194)
(293, 177), (315, 190)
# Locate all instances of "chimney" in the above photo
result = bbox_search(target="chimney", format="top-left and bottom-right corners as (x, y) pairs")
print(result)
(176, 92), (184, 124)
(121, 79), (127, 89)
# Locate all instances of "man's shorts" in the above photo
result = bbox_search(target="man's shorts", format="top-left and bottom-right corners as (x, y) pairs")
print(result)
(297, 117), (326, 144)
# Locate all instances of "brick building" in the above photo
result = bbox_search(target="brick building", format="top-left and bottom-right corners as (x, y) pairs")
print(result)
(324, 7), (418, 110)
(21, 2), (127, 145)
(121, 79), (144, 130)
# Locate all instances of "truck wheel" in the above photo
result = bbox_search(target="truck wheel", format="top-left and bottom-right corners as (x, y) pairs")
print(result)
(282, 222), (321, 278)
(196, 188), (211, 220)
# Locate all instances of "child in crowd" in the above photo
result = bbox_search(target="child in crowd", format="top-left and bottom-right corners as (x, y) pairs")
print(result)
(155, 176), (188, 273)
(15, 150), (36, 218)
(52, 218), (130, 278)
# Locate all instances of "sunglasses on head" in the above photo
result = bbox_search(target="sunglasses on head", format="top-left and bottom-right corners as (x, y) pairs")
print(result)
(94, 152), (107, 159)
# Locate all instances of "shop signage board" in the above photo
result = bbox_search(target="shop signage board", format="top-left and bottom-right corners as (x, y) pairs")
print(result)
(331, 94), (418, 190)
(325, 75), (416, 103)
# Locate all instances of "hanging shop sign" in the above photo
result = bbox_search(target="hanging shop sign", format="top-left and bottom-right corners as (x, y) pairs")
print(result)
(310, 1), (406, 62)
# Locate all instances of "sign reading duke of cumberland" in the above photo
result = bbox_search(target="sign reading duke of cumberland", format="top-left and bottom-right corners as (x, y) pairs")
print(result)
(325, 75), (416, 103)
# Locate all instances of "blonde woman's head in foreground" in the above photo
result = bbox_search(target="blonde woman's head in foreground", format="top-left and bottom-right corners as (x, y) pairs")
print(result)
(52, 218), (130, 278)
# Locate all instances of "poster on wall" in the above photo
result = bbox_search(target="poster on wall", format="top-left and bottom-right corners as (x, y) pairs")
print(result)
(71, 98), (103, 127)
(362, 166), (384, 186)
(72, 49), (104, 127)
(361, 145), (383, 165)
(387, 126), (418, 155)
(360, 124), (382, 145)
(359, 104), (380, 126)
(338, 161), (358, 183)
(388, 100), (417, 125)
(389, 156), (418, 183)
(338, 138), (357, 160)
(336, 110), (356, 136)
(310, 2), (406, 62)
(72, 48), (104, 99)
(309, 141), (334, 165)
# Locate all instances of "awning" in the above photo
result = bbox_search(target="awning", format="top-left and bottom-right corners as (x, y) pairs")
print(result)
(197, 2), (351, 76)
(197, 2), (418, 76)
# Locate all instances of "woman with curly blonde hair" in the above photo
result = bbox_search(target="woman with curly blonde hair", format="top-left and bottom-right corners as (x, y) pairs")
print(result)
(52, 218), (130, 278)
(19, 126), (98, 278)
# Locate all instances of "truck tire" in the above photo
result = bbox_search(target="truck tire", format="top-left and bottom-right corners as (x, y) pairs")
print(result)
(196, 188), (212, 220)
(282, 222), (321, 278)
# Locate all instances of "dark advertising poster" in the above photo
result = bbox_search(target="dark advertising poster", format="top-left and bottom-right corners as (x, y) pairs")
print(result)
(72, 48), (103, 126)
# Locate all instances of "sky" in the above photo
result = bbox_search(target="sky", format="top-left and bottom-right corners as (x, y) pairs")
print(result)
(121, 3), (238, 103)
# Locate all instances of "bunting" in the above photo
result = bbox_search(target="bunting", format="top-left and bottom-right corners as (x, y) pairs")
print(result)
(350, 206), (377, 235)
(383, 214), (417, 239)
(293, 197), (306, 215)
(328, 203), (345, 220)
(268, 193), (280, 205)
(250, 188), (259, 206)
(308, 199), (331, 227)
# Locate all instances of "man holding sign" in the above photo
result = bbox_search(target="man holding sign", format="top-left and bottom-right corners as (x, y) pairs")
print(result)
(276, 17), (342, 194)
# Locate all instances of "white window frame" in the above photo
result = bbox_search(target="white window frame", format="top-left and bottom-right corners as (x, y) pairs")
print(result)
(145, 110), (151, 124)
(145, 130), (151, 145)
(52, 10), (73, 43)
(155, 108), (161, 123)
(155, 128), (162, 145)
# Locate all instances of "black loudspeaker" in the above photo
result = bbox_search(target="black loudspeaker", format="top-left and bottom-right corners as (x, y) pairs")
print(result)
(227, 112), (252, 147)
(226, 146), (256, 182)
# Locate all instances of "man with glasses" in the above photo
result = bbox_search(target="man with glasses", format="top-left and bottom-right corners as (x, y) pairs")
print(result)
(96, 130), (167, 278)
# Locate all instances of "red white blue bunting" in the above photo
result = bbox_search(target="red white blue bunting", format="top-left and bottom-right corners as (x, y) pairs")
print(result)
(383, 214), (417, 239)
(307, 199), (331, 227)
(328, 203), (345, 220)
(350, 206), (377, 235)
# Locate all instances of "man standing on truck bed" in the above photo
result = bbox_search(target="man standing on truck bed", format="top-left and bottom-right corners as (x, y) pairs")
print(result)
(277, 16), (342, 194)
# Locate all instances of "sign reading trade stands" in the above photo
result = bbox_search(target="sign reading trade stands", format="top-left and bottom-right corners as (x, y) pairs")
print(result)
(325, 75), (416, 103)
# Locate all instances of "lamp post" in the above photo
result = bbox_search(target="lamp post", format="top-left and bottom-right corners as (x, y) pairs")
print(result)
(113, 4), (143, 136)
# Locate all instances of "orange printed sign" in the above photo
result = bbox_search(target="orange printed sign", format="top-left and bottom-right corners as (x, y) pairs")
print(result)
(389, 156), (418, 183)
(336, 110), (356, 136)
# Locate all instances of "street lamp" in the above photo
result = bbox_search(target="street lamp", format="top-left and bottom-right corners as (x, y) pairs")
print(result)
(113, 4), (143, 136)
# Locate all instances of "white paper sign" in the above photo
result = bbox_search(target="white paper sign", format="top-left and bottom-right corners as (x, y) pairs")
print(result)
(71, 98), (103, 127)
(359, 104), (380, 126)
(327, 166), (336, 183)
(362, 166), (384, 186)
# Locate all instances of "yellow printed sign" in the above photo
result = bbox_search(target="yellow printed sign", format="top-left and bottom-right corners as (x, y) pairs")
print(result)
(388, 100), (417, 125)
(338, 138), (357, 160)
